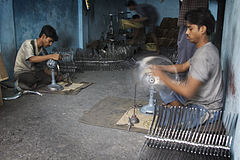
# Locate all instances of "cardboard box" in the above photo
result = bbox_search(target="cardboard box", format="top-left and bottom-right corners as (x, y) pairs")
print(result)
(0, 52), (8, 81)
(0, 86), (3, 106)
(0, 52), (8, 106)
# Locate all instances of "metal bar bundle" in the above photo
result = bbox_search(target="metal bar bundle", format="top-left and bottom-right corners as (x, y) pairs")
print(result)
(140, 106), (238, 159)
(52, 48), (77, 73)
(74, 42), (136, 71)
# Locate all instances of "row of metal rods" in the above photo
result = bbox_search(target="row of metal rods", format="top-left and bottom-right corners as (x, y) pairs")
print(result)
(140, 105), (238, 158)
(74, 59), (134, 71)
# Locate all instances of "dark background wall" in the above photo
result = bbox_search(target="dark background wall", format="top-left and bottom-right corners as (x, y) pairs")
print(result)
(0, 0), (218, 79)
(221, 0), (240, 159)
(13, 0), (79, 50)
(0, 0), (17, 79)
(0, 0), (79, 79)
(82, 0), (127, 47)
(128, 0), (179, 25)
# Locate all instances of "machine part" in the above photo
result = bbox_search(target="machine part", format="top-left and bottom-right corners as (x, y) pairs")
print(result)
(46, 59), (63, 91)
(139, 106), (238, 159)
(140, 85), (156, 114)
(75, 58), (136, 71)
(128, 117), (134, 131)
(3, 90), (43, 101)
(129, 83), (140, 125)
(75, 39), (136, 71)
(3, 80), (42, 101)
(52, 48), (75, 64)
(52, 48), (76, 73)
(130, 114), (139, 124)
(137, 56), (179, 115)
(85, 0), (90, 10)
(138, 71), (158, 114)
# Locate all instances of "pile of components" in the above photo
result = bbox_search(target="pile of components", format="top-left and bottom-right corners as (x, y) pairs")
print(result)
(53, 10), (137, 72)
(139, 106), (238, 159)
(73, 11), (137, 71)
(54, 14), (179, 72)
(75, 40), (136, 71)
(52, 48), (77, 73)
(46, 59), (64, 91)
(53, 44), (136, 72)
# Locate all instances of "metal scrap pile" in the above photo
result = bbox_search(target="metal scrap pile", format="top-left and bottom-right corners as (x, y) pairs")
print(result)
(51, 43), (136, 73)
(75, 40), (136, 71)
(52, 48), (77, 73)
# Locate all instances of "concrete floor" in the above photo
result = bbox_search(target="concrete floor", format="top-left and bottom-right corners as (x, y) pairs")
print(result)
(0, 56), (154, 160)
(0, 51), (231, 160)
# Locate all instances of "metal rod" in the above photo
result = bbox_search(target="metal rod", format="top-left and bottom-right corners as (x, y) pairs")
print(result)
(158, 106), (172, 149)
(181, 107), (195, 151)
(175, 107), (189, 151)
(227, 114), (238, 157)
(153, 105), (163, 136)
(218, 113), (230, 147)
(144, 135), (230, 150)
(140, 108), (238, 158)
(206, 110), (220, 156)
(153, 105), (169, 147)
(147, 108), (158, 148)
(189, 108), (202, 153)
(220, 113), (232, 157)
(165, 106), (177, 149)
(152, 105), (165, 149)
(183, 107), (196, 152)
(161, 106), (174, 149)
(202, 111), (215, 155)
(214, 111), (224, 156)
(172, 106), (184, 136)
(171, 106), (185, 150)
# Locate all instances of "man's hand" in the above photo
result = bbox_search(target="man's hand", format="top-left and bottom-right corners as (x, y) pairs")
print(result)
(149, 65), (202, 99)
(150, 65), (165, 78)
(49, 53), (61, 61)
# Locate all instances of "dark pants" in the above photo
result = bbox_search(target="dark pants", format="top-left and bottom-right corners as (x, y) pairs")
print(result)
(177, 25), (196, 64)
(177, 25), (197, 80)
(17, 70), (51, 89)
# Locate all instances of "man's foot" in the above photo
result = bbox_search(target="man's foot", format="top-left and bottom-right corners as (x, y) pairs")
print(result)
(168, 100), (183, 107)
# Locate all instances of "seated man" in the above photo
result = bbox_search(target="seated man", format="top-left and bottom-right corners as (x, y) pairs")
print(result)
(14, 25), (61, 90)
(151, 8), (223, 123)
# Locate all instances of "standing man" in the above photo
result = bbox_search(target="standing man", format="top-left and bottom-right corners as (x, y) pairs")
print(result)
(177, 0), (209, 65)
(14, 25), (61, 90)
(126, 0), (160, 54)
(152, 8), (223, 122)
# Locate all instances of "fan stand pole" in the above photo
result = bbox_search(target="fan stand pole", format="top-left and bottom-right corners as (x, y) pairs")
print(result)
(129, 83), (140, 124)
(140, 85), (156, 114)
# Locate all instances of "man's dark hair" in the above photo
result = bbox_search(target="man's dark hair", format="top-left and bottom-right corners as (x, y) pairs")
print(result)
(39, 25), (58, 41)
(126, 0), (137, 7)
(184, 8), (215, 35)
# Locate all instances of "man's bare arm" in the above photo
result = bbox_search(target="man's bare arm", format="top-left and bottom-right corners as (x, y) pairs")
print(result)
(153, 60), (190, 73)
(152, 69), (202, 99)
(29, 54), (60, 63)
